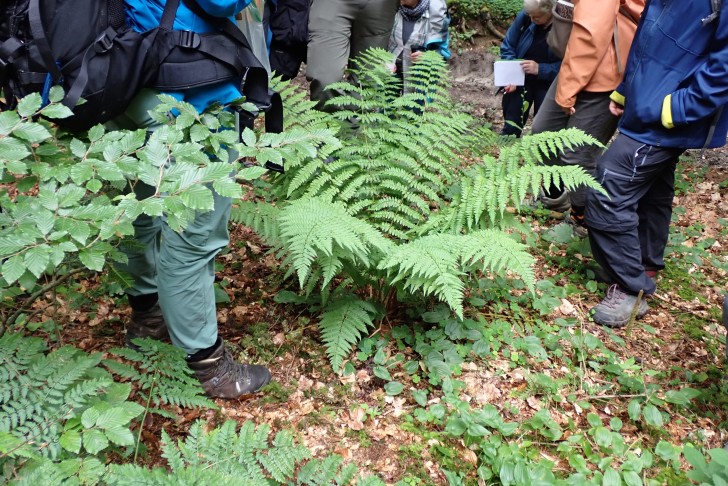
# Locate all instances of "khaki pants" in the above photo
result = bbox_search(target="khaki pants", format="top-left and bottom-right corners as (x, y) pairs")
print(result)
(307, 0), (399, 110)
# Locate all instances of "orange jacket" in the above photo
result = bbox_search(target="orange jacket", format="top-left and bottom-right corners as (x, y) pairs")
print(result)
(555, 0), (644, 109)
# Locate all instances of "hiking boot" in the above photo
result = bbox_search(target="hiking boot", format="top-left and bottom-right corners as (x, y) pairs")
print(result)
(539, 189), (571, 213)
(567, 210), (588, 238)
(591, 284), (649, 328)
(187, 340), (271, 399)
(126, 302), (169, 348)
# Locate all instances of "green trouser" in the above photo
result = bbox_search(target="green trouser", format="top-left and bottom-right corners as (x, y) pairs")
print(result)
(109, 89), (232, 354)
(307, 0), (398, 110)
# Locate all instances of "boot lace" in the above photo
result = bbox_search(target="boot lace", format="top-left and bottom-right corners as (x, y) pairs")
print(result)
(601, 284), (627, 310)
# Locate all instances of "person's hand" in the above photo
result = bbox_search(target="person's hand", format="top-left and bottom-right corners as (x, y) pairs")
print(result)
(520, 60), (539, 76)
(561, 106), (576, 115)
(503, 84), (517, 94)
(609, 100), (624, 117)
(411, 51), (424, 63)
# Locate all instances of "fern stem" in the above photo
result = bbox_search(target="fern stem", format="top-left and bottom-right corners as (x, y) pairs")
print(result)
(134, 371), (157, 464)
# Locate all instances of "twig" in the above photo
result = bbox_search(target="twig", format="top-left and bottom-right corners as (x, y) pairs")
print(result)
(625, 290), (644, 337)
(585, 393), (646, 400)
(1, 266), (87, 336)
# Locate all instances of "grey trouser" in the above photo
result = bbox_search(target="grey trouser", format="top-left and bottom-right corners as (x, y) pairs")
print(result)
(585, 134), (683, 295)
(307, 0), (398, 110)
(530, 76), (619, 207)
(110, 89), (232, 354)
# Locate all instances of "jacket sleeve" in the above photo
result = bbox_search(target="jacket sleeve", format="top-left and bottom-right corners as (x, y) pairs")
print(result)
(555, 0), (618, 109)
(538, 60), (561, 82)
(500, 11), (528, 60)
(425, 0), (451, 60)
(197, 0), (252, 18)
(668, 10), (728, 127)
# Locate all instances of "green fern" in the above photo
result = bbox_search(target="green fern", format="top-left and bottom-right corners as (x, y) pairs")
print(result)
(232, 48), (604, 371)
(107, 419), (372, 485)
(103, 338), (216, 416)
(318, 294), (378, 372)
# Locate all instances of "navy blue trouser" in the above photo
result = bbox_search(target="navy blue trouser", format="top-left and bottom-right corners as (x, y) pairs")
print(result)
(500, 81), (550, 137)
(585, 134), (684, 295)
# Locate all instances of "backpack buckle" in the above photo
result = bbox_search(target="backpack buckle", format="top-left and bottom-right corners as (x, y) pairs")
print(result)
(94, 32), (114, 53)
(179, 31), (201, 49)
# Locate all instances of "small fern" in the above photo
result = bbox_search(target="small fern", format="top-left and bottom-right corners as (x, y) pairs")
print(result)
(319, 293), (378, 373)
(107, 419), (380, 485)
(103, 338), (216, 417)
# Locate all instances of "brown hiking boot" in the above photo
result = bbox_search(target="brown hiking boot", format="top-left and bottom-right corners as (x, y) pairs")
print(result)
(125, 302), (169, 348)
(187, 340), (271, 399)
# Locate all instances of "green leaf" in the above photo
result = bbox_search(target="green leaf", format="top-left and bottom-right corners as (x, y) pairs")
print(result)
(104, 426), (135, 446)
(0, 111), (20, 135)
(96, 406), (142, 429)
(373, 366), (392, 381)
(82, 407), (101, 429)
(41, 103), (74, 120)
(60, 429), (82, 454)
(241, 127), (257, 146)
(621, 470), (642, 486)
(642, 404), (663, 427)
(384, 381), (404, 396)
(2, 254), (26, 284)
(412, 390), (427, 407)
(86, 178), (103, 193)
(655, 440), (680, 462)
(237, 166), (267, 180)
(79, 247), (107, 271)
(602, 467), (621, 486)
(83, 428), (109, 455)
(24, 245), (50, 278)
(627, 399), (642, 422)
(0, 137), (31, 163)
(12, 122), (51, 143)
(445, 417), (467, 436)
(17, 93), (42, 118)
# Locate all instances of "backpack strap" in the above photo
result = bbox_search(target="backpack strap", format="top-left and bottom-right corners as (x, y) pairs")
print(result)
(702, 0), (721, 26)
(27, 0), (62, 81)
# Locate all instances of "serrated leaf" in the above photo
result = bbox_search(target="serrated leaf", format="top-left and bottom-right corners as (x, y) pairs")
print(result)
(241, 127), (257, 146)
(41, 103), (74, 120)
(12, 122), (51, 143)
(2, 254), (26, 284)
(627, 399), (641, 422)
(0, 111), (20, 135)
(79, 248), (106, 271)
(88, 124), (105, 141)
(87, 178), (103, 193)
(0, 137), (31, 163)
(24, 245), (50, 278)
(60, 430), (82, 454)
(237, 166), (267, 180)
(96, 406), (142, 429)
(17, 93), (42, 117)
(104, 426), (135, 446)
(82, 429), (109, 455)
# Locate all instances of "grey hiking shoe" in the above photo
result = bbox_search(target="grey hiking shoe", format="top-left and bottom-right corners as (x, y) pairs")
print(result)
(126, 302), (169, 348)
(591, 284), (649, 328)
(187, 340), (271, 399)
(539, 189), (571, 213)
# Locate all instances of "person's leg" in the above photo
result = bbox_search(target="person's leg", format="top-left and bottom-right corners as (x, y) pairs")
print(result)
(530, 83), (549, 117)
(350, 0), (399, 60)
(530, 77), (571, 208)
(307, 0), (358, 110)
(501, 88), (525, 137)
(638, 157), (678, 274)
(585, 134), (682, 326)
(561, 91), (618, 209)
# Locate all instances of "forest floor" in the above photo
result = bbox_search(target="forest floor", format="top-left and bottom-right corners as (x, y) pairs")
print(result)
(48, 43), (728, 484)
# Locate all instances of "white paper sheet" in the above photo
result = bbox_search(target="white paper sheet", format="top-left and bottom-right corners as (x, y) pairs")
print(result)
(493, 61), (525, 87)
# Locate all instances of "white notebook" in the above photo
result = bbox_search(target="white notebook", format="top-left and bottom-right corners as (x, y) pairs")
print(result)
(493, 60), (525, 86)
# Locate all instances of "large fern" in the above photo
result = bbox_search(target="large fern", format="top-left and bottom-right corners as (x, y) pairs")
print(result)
(231, 48), (604, 372)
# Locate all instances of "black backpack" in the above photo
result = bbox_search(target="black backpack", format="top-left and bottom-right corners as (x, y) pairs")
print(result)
(267, 0), (310, 80)
(0, 0), (281, 135)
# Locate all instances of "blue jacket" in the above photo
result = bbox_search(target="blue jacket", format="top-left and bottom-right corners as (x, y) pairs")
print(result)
(615, 0), (728, 149)
(500, 11), (561, 84)
(124, 0), (252, 112)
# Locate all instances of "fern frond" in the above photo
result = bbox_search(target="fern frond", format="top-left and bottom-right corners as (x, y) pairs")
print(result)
(319, 295), (377, 373)
(256, 429), (310, 482)
(459, 230), (536, 290)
